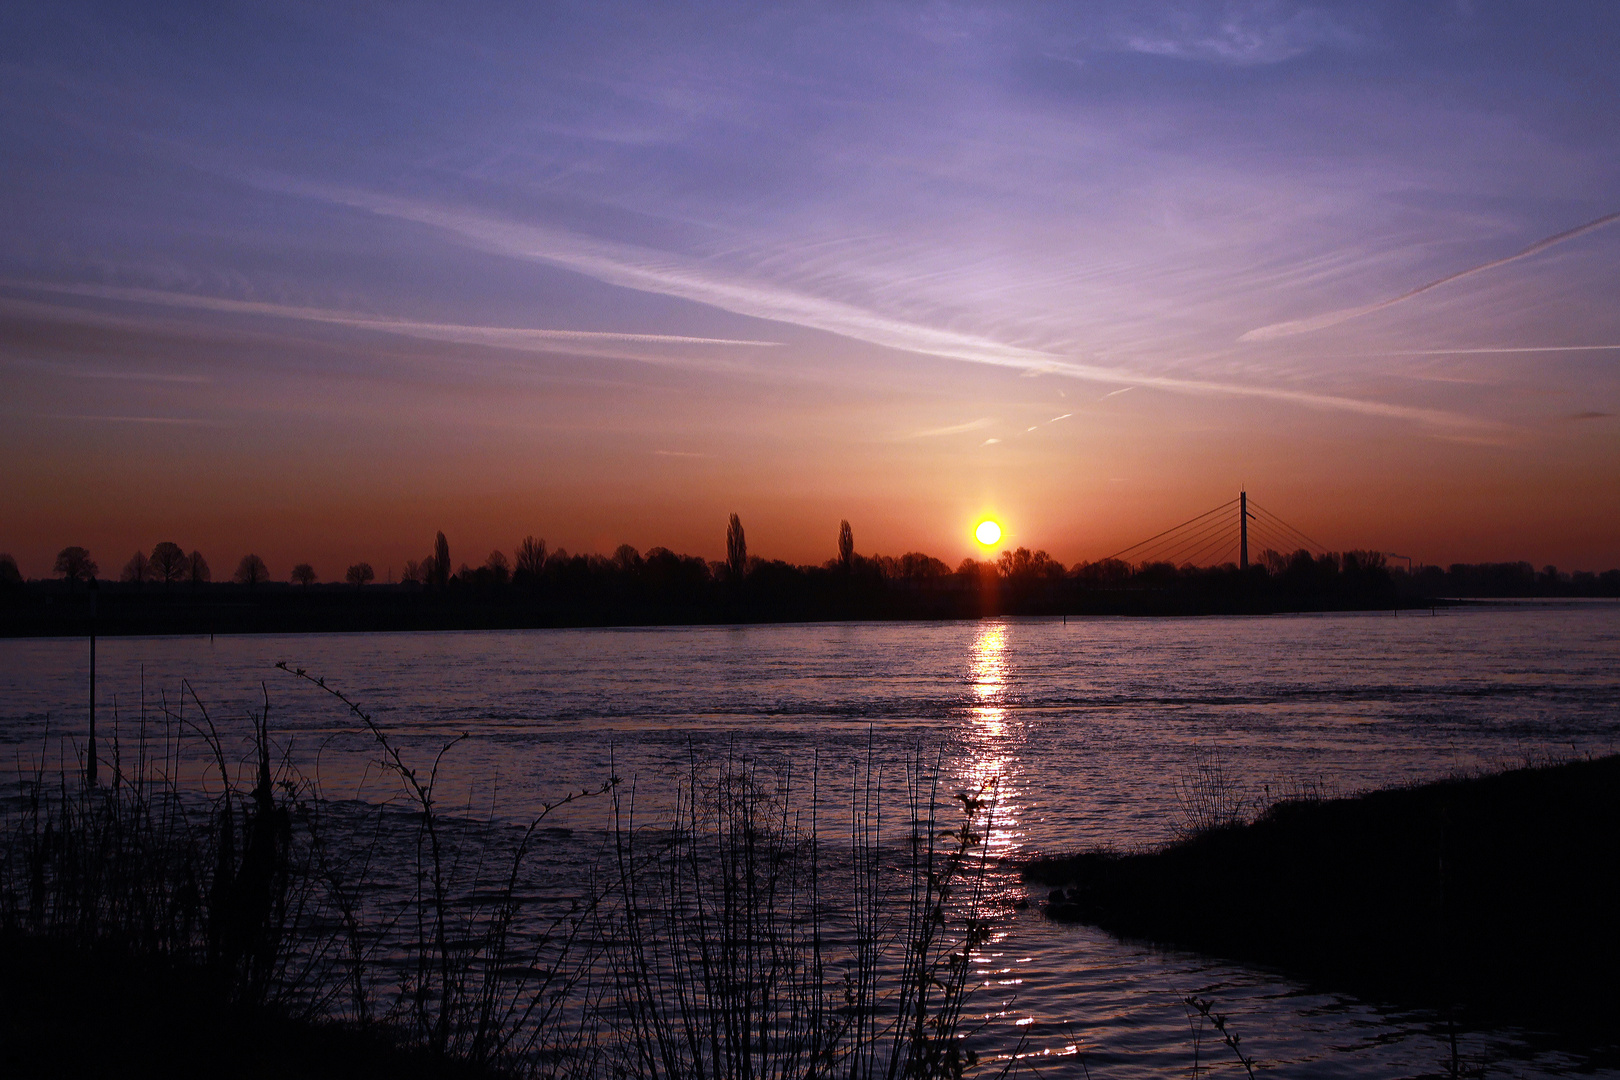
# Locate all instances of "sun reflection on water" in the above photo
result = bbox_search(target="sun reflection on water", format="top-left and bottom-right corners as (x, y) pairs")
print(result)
(971, 622), (1008, 734)
(964, 622), (1022, 861)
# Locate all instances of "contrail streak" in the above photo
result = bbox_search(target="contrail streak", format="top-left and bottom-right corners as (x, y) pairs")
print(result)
(1366, 344), (1620, 355)
(45, 414), (227, 426)
(904, 418), (995, 439)
(1, 281), (782, 349)
(1241, 210), (1620, 342)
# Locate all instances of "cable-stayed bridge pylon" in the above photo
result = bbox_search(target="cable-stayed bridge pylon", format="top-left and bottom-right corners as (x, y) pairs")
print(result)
(1102, 491), (1328, 570)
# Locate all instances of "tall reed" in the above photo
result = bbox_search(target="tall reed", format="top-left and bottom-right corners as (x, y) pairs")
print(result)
(604, 752), (998, 1080)
(1, 680), (312, 1009)
(2, 666), (1002, 1080)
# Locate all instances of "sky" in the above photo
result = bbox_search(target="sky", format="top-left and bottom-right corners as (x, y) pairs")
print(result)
(3, 0), (1619, 579)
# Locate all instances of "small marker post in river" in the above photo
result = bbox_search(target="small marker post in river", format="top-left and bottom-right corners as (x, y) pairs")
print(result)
(87, 579), (98, 786)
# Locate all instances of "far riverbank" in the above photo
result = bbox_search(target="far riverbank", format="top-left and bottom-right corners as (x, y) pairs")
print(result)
(0, 578), (1441, 638)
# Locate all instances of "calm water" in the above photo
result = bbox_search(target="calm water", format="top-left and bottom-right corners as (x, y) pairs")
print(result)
(3, 603), (1618, 1077)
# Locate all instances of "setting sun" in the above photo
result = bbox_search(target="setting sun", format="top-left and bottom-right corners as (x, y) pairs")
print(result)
(975, 520), (1002, 546)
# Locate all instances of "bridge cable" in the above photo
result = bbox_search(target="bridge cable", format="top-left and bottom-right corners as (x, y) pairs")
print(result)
(1247, 500), (1323, 547)
(1181, 530), (1240, 567)
(1103, 499), (1239, 562)
(1154, 516), (1241, 565)
(1106, 505), (1238, 564)
(1246, 518), (1309, 560)
(1247, 500), (1327, 554)
(1138, 513), (1237, 564)
(1244, 501), (1321, 550)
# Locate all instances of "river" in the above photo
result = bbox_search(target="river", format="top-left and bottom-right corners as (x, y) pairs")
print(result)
(3, 602), (1617, 1077)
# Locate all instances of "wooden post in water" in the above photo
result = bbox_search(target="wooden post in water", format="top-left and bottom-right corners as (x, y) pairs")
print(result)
(87, 579), (98, 786)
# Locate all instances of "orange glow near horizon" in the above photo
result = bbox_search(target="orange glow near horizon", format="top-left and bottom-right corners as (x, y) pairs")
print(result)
(3, 8), (1620, 577)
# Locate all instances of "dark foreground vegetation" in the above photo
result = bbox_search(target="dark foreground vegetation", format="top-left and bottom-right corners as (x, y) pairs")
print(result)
(1, 668), (998, 1079)
(0, 935), (502, 1079)
(14, 520), (1613, 636)
(1024, 755), (1620, 1038)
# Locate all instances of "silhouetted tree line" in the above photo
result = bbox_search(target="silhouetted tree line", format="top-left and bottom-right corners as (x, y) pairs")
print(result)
(310, 523), (1420, 619)
(1396, 560), (1620, 599)
(4, 523), (1618, 635)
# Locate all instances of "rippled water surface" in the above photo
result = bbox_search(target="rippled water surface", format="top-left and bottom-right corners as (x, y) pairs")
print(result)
(3, 604), (1618, 1077)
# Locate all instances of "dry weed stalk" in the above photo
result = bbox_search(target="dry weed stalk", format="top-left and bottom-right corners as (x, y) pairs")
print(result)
(7, 665), (1006, 1080)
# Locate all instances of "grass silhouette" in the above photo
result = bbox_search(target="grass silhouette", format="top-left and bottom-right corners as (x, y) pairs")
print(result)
(2, 666), (1001, 1079)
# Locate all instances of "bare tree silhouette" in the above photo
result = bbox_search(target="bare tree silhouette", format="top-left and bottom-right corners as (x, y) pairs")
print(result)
(996, 547), (1063, 581)
(187, 550), (210, 585)
(726, 513), (747, 581)
(432, 531), (450, 587)
(345, 562), (376, 587)
(290, 563), (317, 587)
(613, 544), (642, 572)
(53, 546), (98, 584)
(150, 541), (188, 586)
(514, 535), (547, 578)
(838, 519), (854, 569)
(483, 550), (510, 584)
(120, 551), (150, 583)
(234, 553), (269, 586)
(0, 553), (20, 586)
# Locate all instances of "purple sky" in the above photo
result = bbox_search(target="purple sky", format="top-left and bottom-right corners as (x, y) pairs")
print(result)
(3, 2), (1618, 577)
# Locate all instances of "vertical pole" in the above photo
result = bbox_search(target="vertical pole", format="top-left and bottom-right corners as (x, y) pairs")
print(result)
(87, 580), (98, 786)
(1240, 490), (1249, 570)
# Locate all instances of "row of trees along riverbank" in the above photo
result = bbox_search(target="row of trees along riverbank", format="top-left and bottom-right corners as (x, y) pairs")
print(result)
(4, 518), (1618, 636)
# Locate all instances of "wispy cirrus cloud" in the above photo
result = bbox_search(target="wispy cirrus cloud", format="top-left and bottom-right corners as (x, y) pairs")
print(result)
(1364, 344), (1620, 356)
(904, 418), (995, 439)
(43, 413), (227, 426)
(292, 185), (1065, 369)
(2, 280), (782, 352)
(0, 350), (212, 384)
(1104, 2), (1362, 65)
(290, 185), (1495, 432)
(1241, 210), (1620, 342)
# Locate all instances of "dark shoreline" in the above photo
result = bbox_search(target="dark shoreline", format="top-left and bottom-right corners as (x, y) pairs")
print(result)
(0, 582), (1444, 639)
(0, 937), (507, 1080)
(1022, 755), (1620, 1041)
(12, 545), (1613, 639)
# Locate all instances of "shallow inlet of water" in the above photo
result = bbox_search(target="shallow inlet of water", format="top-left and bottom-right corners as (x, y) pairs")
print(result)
(3, 603), (1618, 1077)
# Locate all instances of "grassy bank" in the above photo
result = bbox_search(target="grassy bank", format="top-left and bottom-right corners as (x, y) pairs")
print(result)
(1023, 755), (1620, 1037)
